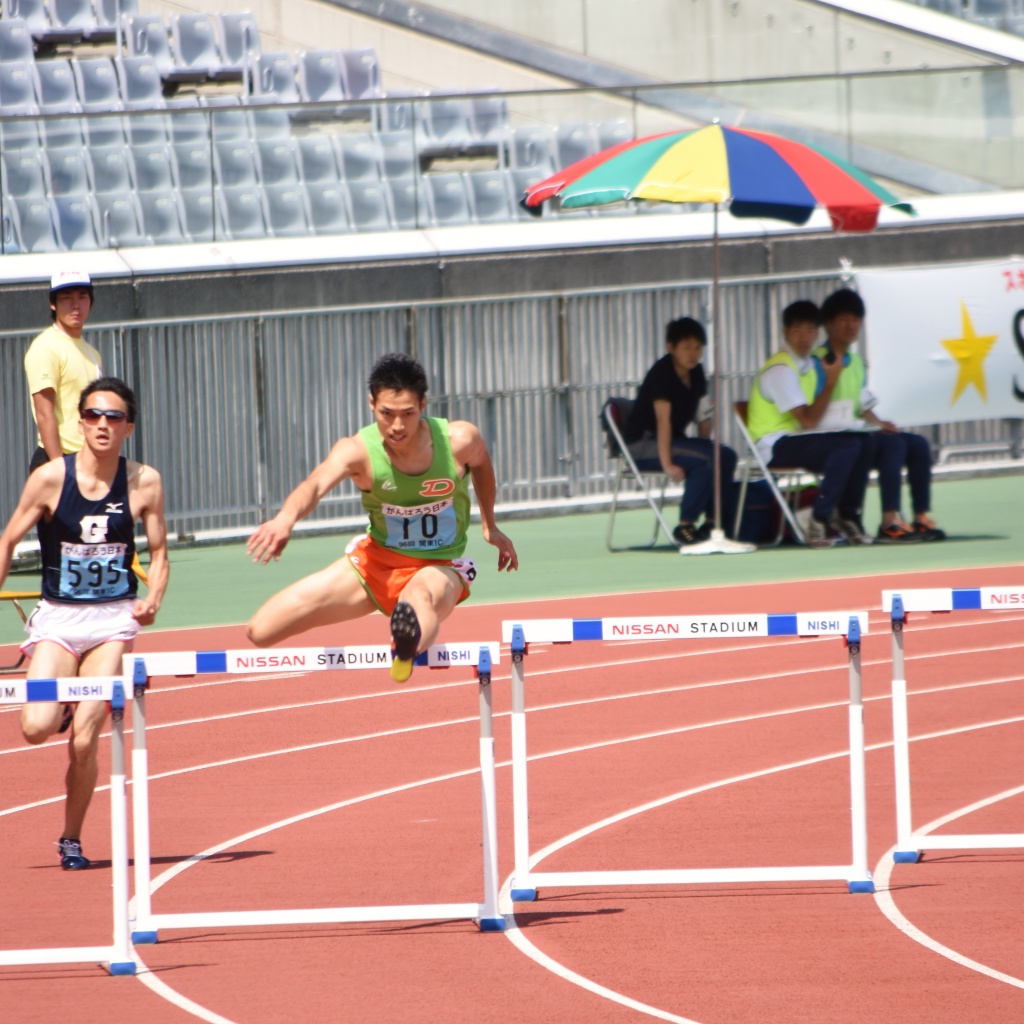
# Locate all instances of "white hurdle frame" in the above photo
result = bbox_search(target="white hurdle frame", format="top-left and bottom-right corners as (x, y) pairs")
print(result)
(125, 642), (506, 941)
(884, 587), (1024, 863)
(0, 677), (136, 975)
(502, 611), (875, 900)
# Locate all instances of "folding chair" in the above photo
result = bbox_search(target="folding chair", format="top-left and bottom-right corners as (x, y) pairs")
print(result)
(732, 400), (814, 546)
(600, 396), (678, 551)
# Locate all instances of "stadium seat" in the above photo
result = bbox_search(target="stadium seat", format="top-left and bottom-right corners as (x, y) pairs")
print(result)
(511, 125), (557, 173)
(1, 150), (47, 198)
(346, 180), (392, 231)
(297, 135), (341, 184)
(72, 57), (126, 147)
(96, 192), (148, 247)
(179, 185), (217, 241)
(422, 172), (472, 227)
(166, 95), (207, 144)
(304, 181), (352, 234)
(200, 94), (249, 143)
(48, 0), (109, 43)
(255, 138), (300, 186)
(298, 49), (347, 106)
(171, 13), (242, 83)
(379, 130), (418, 179)
(339, 48), (381, 101)
(0, 61), (38, 111)
(125, 14), (205, 91)
(596, 120), (632, 151)
(415, 92), (473, 153)
(88, 143), (134, 194)
(54, 192), (102, 250)
(217, 184), (268, 240)
(376, 88), (417, 133)
(3, 2), (78, 49)
(33, 58), (84, 149)
(0, 18), (37, 63)
(556, 122), (598, 168)
(248, 103), (291, 140)
(469, 92), (510, 144)
(172, 140), (213, 191)
(384, 178), (424, 230)
(465, 170), (514, 223)
(251, 52), (300, 103)
(13, 196), (61, 252)
(337, 133), (383, 182)
(94, 0), (139, 39)
(216, 11), (261, 69)
(137, 190), (187, 245)
(2, 206), (23, 252)
(131, 142), (176, 192)
(0, 116), (40, 152)
(213, 138), (258, 188)
(45, 147), (92, 195)
(263, 183), (310, 237)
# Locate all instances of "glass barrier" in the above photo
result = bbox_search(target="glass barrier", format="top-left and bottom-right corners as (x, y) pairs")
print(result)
(1, 64), (1021, 254)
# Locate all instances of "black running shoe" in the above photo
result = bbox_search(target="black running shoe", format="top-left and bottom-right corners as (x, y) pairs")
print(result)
(57, 837), (90, 870)
(390, 601), (421, 683)
(672, 523), (703, 547)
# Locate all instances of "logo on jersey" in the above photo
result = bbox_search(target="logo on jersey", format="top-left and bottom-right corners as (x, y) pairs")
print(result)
(105, 502), (124, 514)
(420, 479), (455, 497)
(79, 516), (110, 543)
(381, 479), (397, 491)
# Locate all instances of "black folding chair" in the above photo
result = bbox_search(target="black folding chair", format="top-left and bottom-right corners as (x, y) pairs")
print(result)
(601, 396), (679, 551)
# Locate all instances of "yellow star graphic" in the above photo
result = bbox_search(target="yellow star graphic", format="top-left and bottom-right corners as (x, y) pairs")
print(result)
(940, 301), (998, 404)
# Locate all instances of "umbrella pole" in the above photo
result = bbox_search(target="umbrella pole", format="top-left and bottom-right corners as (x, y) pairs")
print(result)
(680, 202), (756, 556)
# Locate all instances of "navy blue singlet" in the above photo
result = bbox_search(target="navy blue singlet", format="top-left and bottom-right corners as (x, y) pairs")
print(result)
(38, 454), (138, 604)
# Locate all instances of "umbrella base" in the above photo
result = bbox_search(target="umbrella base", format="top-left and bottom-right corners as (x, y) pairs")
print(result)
(679, 529), (757, 556)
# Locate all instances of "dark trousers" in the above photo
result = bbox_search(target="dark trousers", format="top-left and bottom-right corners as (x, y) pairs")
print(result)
(869, 431), (932, 515)
(633, 437), (739, 534)
(769, 432), (873, 523)
(29, 447), (50, 474)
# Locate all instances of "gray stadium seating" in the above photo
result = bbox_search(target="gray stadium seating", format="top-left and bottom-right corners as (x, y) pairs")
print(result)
(385, 178), (424, 230)
(0, 18), (36, 63)
(337, 133), (383, 181)
(556, 122), (598, 168)
(298, 49), (346, 105)
(131, 142), (176, 192)
(217, 184), (267, 239)
(200, 94), (249, 142)
(95, 192), (148, 247)
(172, 140), (213, 191)
(465, 170), (514, 223)
(14, 196), (61, 251)
(346, 180), (392, 231)
(2, 151), (47, 197)
(3, 2), (78, 48)
(72, 57), (126, 147)
(255, 137), (300, 186)
(179, 185), (217, 241)
(166, 95), (207, 144)
(297, 136), (340, 184)
(33, 58), (85, 149)
(304, 181), (352, 234)
(251, 52), (300, 103)
(125, 14), (205, 90)
(340, 48), (381, 101)
(45, 146), (91, 194)
(171, 12), (242, 83)
(213, 138), (258, 188)
(88, 143), (134, 194)
(2, 206), (23, 252)
(137, 190), (187, 245)
(53, 192), (102, 249)
(379, 130), (418, 179)
(216, 11), (261, 69)
(511, 125), (557, 174)
(422, 172), (472, 227)
(263, 183), (310, 237)
(50, 0), (112, 43)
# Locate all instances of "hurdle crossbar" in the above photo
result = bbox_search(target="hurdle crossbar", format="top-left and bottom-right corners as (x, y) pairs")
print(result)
(125, 642), (506, 942)
(502, 612), (875, 900)
(884, 588), (1024, 863)
(0, 678), (136, 975)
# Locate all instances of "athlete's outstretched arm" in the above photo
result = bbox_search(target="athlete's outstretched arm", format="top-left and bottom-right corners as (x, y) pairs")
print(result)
(0, 461), (61, 589)
(133, 466), (169, 626)
(450, 421), (518, 572)
(247, 436), (365, 565)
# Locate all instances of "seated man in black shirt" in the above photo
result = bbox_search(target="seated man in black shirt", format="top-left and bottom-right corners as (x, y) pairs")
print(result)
(624, 316), (738, 546)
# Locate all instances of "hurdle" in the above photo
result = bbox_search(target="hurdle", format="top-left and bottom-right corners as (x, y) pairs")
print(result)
(0, 676), (136, 975)
(125, 641), (506, 942)
(884, 587), (1024, 863)
(501, 611), (875, 900)
(0, 590), (38, 674)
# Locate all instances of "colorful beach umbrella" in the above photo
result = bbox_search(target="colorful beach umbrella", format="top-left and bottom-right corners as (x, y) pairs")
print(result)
(522, 123), (916, 230)
(522, 123), (916, 555)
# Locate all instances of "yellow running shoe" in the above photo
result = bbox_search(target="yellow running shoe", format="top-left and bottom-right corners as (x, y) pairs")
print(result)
(389, 600), (421, 684)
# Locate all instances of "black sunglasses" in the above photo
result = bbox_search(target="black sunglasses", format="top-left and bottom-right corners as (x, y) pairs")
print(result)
(81, 408), (128, 424)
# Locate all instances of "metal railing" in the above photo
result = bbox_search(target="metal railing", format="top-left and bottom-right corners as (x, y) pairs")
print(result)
(3, 270), (1020, 541)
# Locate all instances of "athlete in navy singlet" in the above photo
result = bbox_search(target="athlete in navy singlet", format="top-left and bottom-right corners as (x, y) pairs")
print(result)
(0, 377), (168, 870)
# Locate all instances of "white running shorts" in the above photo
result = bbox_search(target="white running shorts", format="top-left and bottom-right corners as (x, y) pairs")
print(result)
(21, 598), (139, 660)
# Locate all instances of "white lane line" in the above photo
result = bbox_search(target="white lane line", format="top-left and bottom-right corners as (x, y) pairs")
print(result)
(873, 785), (1024, 989)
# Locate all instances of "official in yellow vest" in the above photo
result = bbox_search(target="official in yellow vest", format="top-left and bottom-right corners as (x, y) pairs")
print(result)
(748, 300), (874, 548)
(818, 289), (944, 542)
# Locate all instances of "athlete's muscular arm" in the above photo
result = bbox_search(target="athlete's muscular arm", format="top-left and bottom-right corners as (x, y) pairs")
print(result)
(0, 461), (62, 589)
(130, 464), (169, 626)
(449, 421), (518, 572)
(247, 436), (369, 565)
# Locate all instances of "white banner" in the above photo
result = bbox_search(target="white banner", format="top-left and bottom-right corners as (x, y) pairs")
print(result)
(855, 259), (1024, 425)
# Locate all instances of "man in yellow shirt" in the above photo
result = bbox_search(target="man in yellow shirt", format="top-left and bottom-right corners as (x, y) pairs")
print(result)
(24, 270), (102, 474)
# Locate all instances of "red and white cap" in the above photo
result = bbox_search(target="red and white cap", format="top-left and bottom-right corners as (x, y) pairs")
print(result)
(50, 269), (92, 291)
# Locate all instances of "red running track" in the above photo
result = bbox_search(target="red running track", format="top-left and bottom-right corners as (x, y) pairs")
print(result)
(1, 565), (1022, 1024)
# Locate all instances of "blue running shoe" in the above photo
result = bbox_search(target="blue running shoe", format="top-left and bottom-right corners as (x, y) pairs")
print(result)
(57, 837), (90, 870)
(390, 601), (421, 684)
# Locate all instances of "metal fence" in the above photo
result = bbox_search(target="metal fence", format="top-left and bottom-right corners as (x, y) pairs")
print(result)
(3, 270), (1020, 541)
